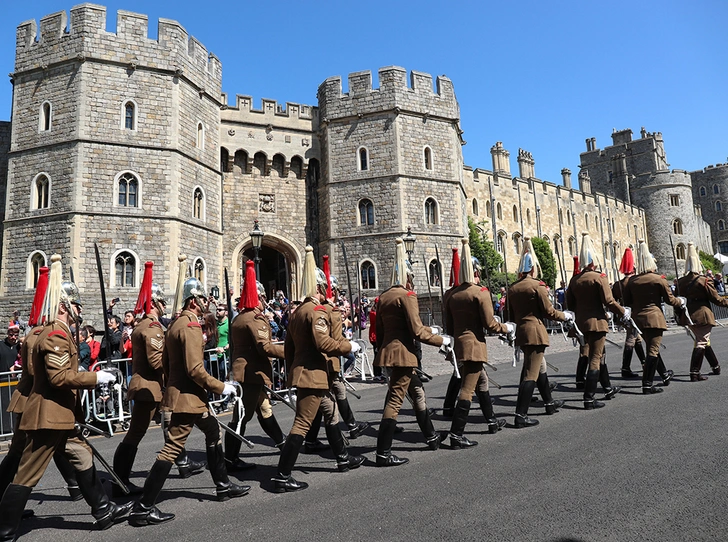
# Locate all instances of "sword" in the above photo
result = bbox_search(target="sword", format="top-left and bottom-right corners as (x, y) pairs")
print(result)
(208, 403), (254, 448)
(565, 320), (585, 346)
(434, 246), (447, 330)
(263, 384), (297, 411)
(423, 252), (436, 326)
(440, 344), (460, 379)
(340, 243), (357, 336)
(546, 360), (560, 372)
(75, 423), (129, 495)
(224, 267), (235, 356)
(93, 243), (114, 363)
(341, 376), (362, 400)
(414, 367), (434, 381)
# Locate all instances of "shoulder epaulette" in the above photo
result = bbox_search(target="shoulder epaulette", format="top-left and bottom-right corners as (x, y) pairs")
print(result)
(538, 281), (546, 286)
(33, 328), (43, 335)
(407, 291), (417, 297)
(600, 273), (607, 277)
(314, 305), (326, 311)
(149, 321), (162, 328)
(661, 274), (666, 279)
(480, 286), (489, 292)
(254, 313), (268, 320)
(187, 322), (201, 328)
(48, 330), (67, 338)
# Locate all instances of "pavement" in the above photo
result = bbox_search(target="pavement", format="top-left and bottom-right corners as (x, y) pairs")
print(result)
(3, 325), (728, 542)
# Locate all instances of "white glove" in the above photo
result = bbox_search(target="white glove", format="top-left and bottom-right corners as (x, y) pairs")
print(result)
(563, 310), (575, 322)
(505, 322), (516, 335)
(605, 311), (613, 321)
(622, 307), (632, 321)
(494, 315), (502, 323)
(96, 370), (116, 385)
(349, 340), (361, 354)
(441, 335), (452, 347)
(222, 383), (237, 396)
(678, 296), (687, 308)
(430, 326), (441, 335)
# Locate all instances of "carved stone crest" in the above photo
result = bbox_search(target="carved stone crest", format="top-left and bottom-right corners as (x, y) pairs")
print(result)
(259, 194), (275, 213)
(228, 129), (235, 136)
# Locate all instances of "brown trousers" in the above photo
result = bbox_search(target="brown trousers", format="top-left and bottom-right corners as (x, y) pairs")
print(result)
(157, 412), (220, 463)
(458, 361), (490, 401)
(689, 324), (712, 349)
(15, 430), (93, 487)
(522, 346), (547, 382)
(122, 400), (158, 447)
(289, 388), (338, 437)
(641, 329), (663, 358)
(624, 326), (639, 348)
(231, 383), (274, 429)
(583, 331), (607, 370)
(331, 377), (347, 401)
(382, 367), (427, 420)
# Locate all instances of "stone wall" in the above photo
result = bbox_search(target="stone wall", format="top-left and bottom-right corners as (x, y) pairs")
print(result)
(691, 163), (728, 252)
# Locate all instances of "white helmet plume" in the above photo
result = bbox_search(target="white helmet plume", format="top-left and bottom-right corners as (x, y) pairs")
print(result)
(683, 243), (703, 276)
(579, 232), (602, 271)
(459, 238), (475, 284)
(517, 237), (542, 277)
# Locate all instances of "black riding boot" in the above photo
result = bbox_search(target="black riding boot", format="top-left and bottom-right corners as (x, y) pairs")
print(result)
(53, 451), (83, 501)
(449, 400), (478, 448)
(224, 423), (255, 471)
(656, 355), (674, 386)
(272, 434), (308, 492)
(303, 410), (329, 454)
(442, 374), (461, 417)
(690, 348), (708, 381)
(414, 408), (446, 450)
(128, 460), (175, 526)
(705, 346), (721, 375)
(175, 448), (206, 478)
(536, 372), (563, 414)
(476, 390), (505, 433)
(634, 340), (646, 363)
(0, 484), (32, 541)
(375, 418), (409, 467)
(642, 356), (663, 394)
(337, 398), (370, 439)
(583, 369), (605, 409)
(258, 414), (286, 448)
(0, 448), (22, 500)
(208, 443), (250, 501)
(575, 356), (588, 389)
(514, 380), (539, 428)
(621, 347), (639, 378)
(111, 442), (143, 497)
(599, 363), (621, 399)
(324, 425), (365, 472)
(75, 466), (133, 530)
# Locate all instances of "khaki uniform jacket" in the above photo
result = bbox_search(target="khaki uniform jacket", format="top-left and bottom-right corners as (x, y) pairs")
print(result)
(444, 283), (507, 363)
(611, 276), (631, 304)
(677, 272), (728, 326)
(127, 315), (165, 403)
(7, 326), (43, 414)
(230, 308), (284, 387)
(566, 270), (625, 332)
(285, 298), (352, 389)
(507, 276), (564, 347)
(374, 286), (443, 367)
(20, 321), (97, 431)
(324, 300), (344, 374)
(623, 272), (681, 330)
(161, 310), (225, 414)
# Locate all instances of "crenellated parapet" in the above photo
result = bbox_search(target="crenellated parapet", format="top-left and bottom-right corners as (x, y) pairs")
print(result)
(317, 66), (459, 123)
(221, 94), (318, 131)
(14, 5), (221, 94)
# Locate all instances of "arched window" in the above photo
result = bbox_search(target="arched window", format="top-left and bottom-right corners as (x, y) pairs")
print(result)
(559, 209), (563, 224)
(220, 148), (231, 173)
(472, 199), (479, 216)
(118, 172), (139, 207)
(526, 208), (532, 226)
(714, 184), (720, 195)
(290, 156), (303, 179)
(568, 236), (576, 256)
(496, 232), (505, 254)
(360, 260), (376, 289)
(719, 220), (725, 231)
(675, 243), (686, 259)
(585, 212), (589, 228)
(194, 258), (206, 285)
(115, 251), (136, 288)
(485, 200), (491, 218)
(497, 202), (503, 220)
(512, 205), (518, 223)
(425, 198), (438, 225)
(716, 201), (723, 212)
(428, 259), (441, 287)
(567, 211), (571, 225)
(272, 154), (285, 177)
(196, 123), (204, 149)
(424, 147), (433, 170)
(358, 147), (369, 171)
(253, 152), (267, 175)
(40, 102), (52, 132)
(699, 186), (706, 197)
(27, 251), (46, 289)
(124, 101), (135, 130)
(513, 233), (522, 255)
(673, 219), (683, 235)
(358, 199), (374, 226)
(234, 150), (249, 174)
(32, 174), (50, 210)
(193, 187), (204, 220)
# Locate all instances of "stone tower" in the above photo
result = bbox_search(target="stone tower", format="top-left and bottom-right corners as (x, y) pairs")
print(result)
(1, 6), (223, 321)
(317, 67), (466, 295)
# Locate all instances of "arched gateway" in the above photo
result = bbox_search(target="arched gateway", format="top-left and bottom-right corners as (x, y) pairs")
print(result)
(232, 234), (301, 302)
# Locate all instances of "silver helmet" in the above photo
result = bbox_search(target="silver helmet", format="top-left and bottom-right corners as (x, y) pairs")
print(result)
(330, 275), (340, 292)
(60, 281), (82, 307)
(182, 277), (206, 308)
(256, 281), (266, 298)
(315, 267), (328, 291)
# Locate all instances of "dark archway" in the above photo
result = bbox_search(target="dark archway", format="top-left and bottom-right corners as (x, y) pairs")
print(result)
(241, 245), (290, 300)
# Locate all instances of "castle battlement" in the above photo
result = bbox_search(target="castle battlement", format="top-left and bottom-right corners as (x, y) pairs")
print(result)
(15, 5), (221, 92)
(317, 66), (458, 121)
(221, 93), (318, 129)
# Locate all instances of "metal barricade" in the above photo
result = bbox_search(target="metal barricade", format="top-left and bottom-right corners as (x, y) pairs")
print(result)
(0, 370), (20, 439)
(206, 348), (231, 412)
(85, 361), (129, 436)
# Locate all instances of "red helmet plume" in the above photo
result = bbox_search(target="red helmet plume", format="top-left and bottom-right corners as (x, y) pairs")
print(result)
(619, 247), (635, 275)
(239, 260), (259, 310)
(322, 254), (333, 299)
(28, 266), (49, 326)
(134, 261), (154, 315)
(573, 255), (580, 276)
(449, 248), (460, 287)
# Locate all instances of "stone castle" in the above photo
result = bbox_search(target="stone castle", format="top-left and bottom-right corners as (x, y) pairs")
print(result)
(0, 4), (724, 326)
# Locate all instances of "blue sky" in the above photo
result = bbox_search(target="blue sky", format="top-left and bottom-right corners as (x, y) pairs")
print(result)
(2, 1), (726, 183)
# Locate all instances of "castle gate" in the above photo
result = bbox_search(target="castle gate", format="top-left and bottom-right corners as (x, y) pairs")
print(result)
(232, 234), (301, 302)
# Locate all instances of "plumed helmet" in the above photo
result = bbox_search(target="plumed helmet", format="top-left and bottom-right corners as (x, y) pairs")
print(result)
(449, 247), (461, 287)
(391, 238), (415, 287)
(636, 239), (657, 273)
(257, 281), (266, 297)
(471, 256), (482, 276)
(330, 275), (340, 292)
(151, 283), (167, 305)
(302, 246), (319, 299)
(579, 232), (602, 271)
(182, 277), (205, 303)
(315, 267), (328, 289)
(517, 237), (542, 277)
(459, 238), (475, 284)
(618, 247), (635, 276)
(60, 281), (82, 307)
(683, 243), (703, 276)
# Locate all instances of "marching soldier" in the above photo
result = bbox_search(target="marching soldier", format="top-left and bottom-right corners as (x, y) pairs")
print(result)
(566, 233), (625, 409)
(623, 240), (685, 394)
(443, 239), (511, 447)
(508, 238), (571, 427)
(612, 248), (646, 378)
(678, 243), (728, 380)
(128, 278), (247, 526)
(374, 238), (449, 465)
(272, 247), (365, 493)
(0, 255), (131, 541)
(112, 262), (204, 497)
(225, 260), (287, 471)
(441, 247), (462, 419)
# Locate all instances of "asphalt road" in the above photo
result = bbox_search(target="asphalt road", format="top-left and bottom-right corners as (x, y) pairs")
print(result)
(6, 326), (728, 542)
